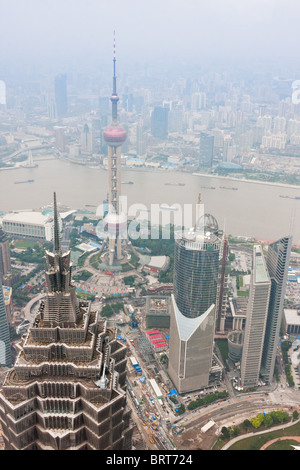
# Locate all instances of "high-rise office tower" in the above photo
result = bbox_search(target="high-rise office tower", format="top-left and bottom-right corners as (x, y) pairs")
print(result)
(0, 278), (12, 368)
(136, 122), (146, 157)
(168, 103), (183, 133)
(55, 74), (67, 118)
(168, 213), (222, 393)
(240, 245), (271, 388)
(103, 37), (127, 266)
(81, 123), (94, 154)
(199, 132), (214, 168)
(260, 236), (292, 384)
(0, 193), (132, 450)
(0, 228), (11, 280)
(151, 106), (169, 139)
(216, 237), (230, 333)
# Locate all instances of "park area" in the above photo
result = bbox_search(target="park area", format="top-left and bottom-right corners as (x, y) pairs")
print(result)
(224, 419), (300, 450)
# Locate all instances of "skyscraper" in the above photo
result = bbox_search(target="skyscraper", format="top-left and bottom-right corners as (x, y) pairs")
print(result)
(168, 213), (222, 393)
(240, 245), (271, 388)
(151, 106), (169, 139)
(55, 74), (67, 118)
(103, 36), (127, 266)
(260, 236), (292, 384)
(0, 278), (12, 368)
(0, 193), (133, 450)
(0, 228), (11, 280)
(199, 132), (214, 168)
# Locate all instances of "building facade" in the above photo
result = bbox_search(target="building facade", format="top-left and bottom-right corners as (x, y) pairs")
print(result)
(0, 229), (11, 280)
(2, 212), (54, 241)
(151, 106), (169, 139)
(0, 194), (133, 450)
(168, 213), (222, 393)
(240, 245), (271, 388)
(199, 132), (214, 168)
(54, 74), (67, 118)
(260, 236), (292, 384)
(0, 278), (12, 368)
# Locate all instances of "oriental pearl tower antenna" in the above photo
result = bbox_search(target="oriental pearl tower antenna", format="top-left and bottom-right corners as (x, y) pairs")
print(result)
(103, 33), (127, 266)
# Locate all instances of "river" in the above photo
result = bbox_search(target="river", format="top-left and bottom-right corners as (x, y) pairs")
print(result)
(1, 157), (300, 244)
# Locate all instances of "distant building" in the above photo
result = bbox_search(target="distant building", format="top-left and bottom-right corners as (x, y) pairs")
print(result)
(0, 229), (11, 280)
(136, 122), (146, 157)
(168, 103), (183, 133)
(199, 132), (214, 168)
(55, 127), (67, 152)
(240, 245), (271, 388)
(151, 106), (169, 139)
(261, 133), (286, 150)
(81, 123), (95, 154)
(54, 74), (67, 118)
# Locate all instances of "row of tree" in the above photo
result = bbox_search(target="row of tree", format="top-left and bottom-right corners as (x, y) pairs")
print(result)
(220, 409), (297, 440)
(187, 390), (229, 410)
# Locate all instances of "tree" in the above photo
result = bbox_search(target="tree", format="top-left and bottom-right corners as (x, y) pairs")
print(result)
(263, 414), (273, 428)
(241, 419), (251, 430)
(221, 427), (230, 439)
(293, 410), (299, 421)
(232, 425), (240, 437)
(250, 413), (264, 429)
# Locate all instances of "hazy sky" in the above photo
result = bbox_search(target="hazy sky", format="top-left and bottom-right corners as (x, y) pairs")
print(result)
(1, 0), (300, 73)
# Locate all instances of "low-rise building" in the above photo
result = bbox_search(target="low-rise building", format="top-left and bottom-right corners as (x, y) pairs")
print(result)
(1, 212), (54, 241)
(282, 309), (300, 336)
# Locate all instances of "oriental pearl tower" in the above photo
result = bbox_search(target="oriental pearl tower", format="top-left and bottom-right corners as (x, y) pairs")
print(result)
(103, 33), (127, 266)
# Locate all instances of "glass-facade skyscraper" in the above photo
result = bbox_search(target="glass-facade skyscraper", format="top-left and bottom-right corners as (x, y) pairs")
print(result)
(199, 132), (214, 168)
(168, 213), (222, 393)
(260, 236), (292, 384)
(54, 74), (67, 118)
(173, 233), (220, 318)
(151, 106), (169, 139)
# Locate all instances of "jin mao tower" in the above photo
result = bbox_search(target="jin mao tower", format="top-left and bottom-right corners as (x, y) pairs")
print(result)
(0, 194), (132, 450)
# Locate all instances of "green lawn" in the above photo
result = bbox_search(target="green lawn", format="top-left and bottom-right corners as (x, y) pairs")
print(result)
(226, 420), (300, 450)
(15, 240), (39, 249)
(265, 439), (300, 450)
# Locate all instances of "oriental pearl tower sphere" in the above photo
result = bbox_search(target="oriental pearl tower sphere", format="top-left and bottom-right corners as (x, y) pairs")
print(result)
(103, 34), (127, 266)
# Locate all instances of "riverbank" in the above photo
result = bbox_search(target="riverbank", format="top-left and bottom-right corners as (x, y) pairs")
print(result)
(63, 156), (300, 190)
(193, 172), (300, 190)
(123, 164), (300, 190)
